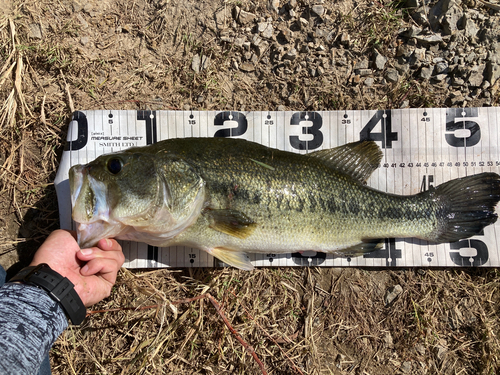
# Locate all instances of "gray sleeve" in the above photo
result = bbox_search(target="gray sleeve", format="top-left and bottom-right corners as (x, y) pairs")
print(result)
(0, 283), (69, 375)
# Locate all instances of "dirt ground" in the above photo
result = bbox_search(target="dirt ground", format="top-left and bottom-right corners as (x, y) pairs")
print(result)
(0, 0), (499, 374)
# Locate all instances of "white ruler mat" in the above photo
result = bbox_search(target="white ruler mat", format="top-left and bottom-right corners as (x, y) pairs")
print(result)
(55, 108), (500, 268)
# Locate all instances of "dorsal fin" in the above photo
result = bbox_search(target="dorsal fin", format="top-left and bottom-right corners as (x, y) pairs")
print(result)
(308, 140), (382, 183)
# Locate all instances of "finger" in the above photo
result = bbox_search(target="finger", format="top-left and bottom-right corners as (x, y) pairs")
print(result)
(96, 238), (122, 252)
(80, 258), (122, 285)
(77, 246), (125, 265)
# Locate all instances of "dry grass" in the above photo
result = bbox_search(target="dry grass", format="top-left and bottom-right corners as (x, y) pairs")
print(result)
(0, 0), (499, 374)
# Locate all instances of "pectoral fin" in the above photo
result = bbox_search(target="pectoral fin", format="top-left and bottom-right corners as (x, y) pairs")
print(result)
(206, 209), (256, 239)
(211, 247), (254, 270)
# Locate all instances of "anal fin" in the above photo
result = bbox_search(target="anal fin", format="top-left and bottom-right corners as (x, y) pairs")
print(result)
(340, 239), (384, 256)
(211, 247), (254, 270)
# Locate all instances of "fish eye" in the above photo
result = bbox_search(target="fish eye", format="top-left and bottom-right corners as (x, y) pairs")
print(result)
(107, 158), (123, 174)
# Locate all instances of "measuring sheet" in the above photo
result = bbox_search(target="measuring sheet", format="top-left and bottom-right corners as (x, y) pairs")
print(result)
(55, 108), (500, 268)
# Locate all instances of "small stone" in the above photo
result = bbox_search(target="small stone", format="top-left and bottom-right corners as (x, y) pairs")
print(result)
(80, 36), (89, 46)
(311, 4), (325, 17)
(289, 9), (296, 17)
(383, 331), (394, 348)
(356, 68), (372, 76)
(373, 51), (388, 70)
(420, 66), (432, 80)
(384, 284), (403, 305)
(284, 48), (298, 60)
(415, 343), (426, 355)
(415, 34), (443, 45)
(404, 25), (422, 37)
(233, 6), (256, 26)
(299, 17), (309, 27)
(214, 7), (231, 29)
(464, 17), (479, 38)
(364, 77), (374, 87)
(240, 62), (255, 72)
(434, 61), (449, 75)
(434, 74), (448, 81)
(268, 0), (280, 13)
(259, 23), (274, 39)
(309, 68), (317, 77)
(340, 32), (350, 47)
(468, 71), (484, 87)
(183, 104), (191, 111)
(401, 361), (412, 373)
(28, 23), (42, 39)
(278, 104), (286, 111)
(192, 55), (210, 73)
(354, 59), (369, 70)
(435, 344), (448, 361)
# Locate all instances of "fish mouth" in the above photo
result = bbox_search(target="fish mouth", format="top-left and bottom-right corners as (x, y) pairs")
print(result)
(77, 221), (127, 249)
(70, 164), (124, 248)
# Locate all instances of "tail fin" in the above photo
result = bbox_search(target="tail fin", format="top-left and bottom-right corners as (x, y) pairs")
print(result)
(429, 172), (500, 242)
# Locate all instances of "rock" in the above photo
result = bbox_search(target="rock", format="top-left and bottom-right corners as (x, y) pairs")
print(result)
(192, 55), (210, 73)
(268, 0), (280, 13)
(311, 4), (325, 17)
(28, 23), (42, 39)
(401, 361), (412, 373)
(434, 61), (449, 74)
(354, 59), (369, 70)
(384, 284), (403, 305)
(277, 28), (293, 44)
(240, 62), (256, 72)
(76, 13), (89, 29)
(299, 17), (309, 28)
(435, 344), (448, 361)
(364, 77), (374, 87)
(340, 32), (350, 47)
(464, 17), (479, 38)
(214, 7), (230, 29)
(254, 40), (269, 57)
(383, 331), (394, 348)
(356, 68), (372, 76)
(442, 2), (463, 35)
(284, 48), (298, 60)
(415, 343), (426, 355)
(258, 22), (274, 39)
(420, 66), (433, 79)
(404, 25), (422, 37)
(468, 68), (485, 87)
(80, 36), (90, 46)
(233, 6), (256, 25)
(433, 73), (448, 81)
(373, 51), (388, 70)
(415, 34), (443, 45)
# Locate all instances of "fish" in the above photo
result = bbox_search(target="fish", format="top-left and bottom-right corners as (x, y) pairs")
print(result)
(69, 138), (500, 270)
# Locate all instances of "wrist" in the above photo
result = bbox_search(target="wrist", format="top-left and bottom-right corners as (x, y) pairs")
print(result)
(8, 264), (87, 325)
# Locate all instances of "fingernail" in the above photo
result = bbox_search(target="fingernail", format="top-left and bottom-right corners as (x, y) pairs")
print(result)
(105, 238), (112, 248)
(81, 264), (89, 274)
(80, 248), (93, 255)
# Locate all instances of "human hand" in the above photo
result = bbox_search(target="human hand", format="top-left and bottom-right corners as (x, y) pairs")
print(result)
(29, 229), (125, 307)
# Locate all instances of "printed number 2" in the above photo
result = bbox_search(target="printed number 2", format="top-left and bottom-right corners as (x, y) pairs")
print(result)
(214, 111), (248, 137)
(359, 110), (397, 148)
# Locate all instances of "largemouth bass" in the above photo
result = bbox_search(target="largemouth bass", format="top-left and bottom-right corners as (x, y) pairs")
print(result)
(69, 138), (500, 270)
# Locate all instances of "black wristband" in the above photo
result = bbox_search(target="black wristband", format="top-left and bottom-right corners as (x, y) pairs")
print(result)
(9, 264), (87, 325)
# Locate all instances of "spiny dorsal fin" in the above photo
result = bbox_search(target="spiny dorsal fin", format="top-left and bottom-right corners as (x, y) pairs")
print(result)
(205, 209), (257, 239)
(308, 140), (383, 183)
